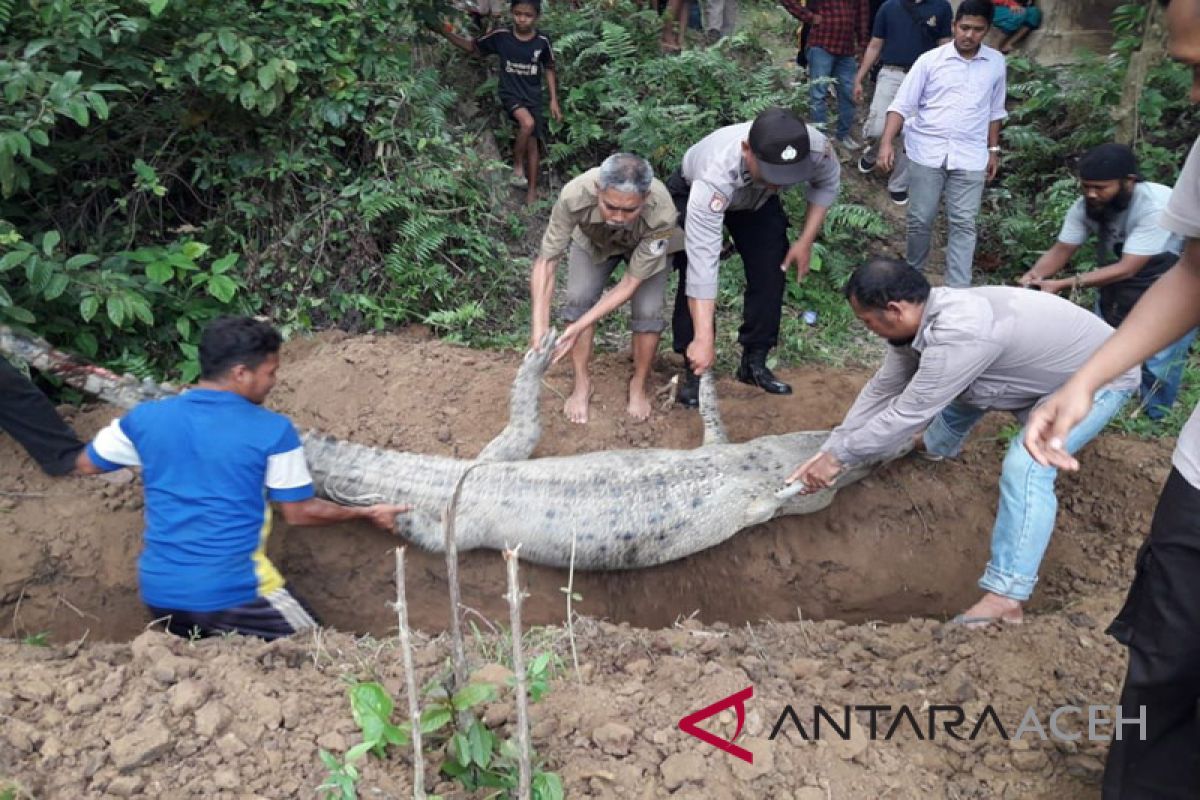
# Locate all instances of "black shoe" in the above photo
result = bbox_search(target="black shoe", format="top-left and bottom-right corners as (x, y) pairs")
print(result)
(677, 368), (700, 408)
(736, 352), (792, 395)
(857, 154), (876, 174)
(889, 190), (909, 206)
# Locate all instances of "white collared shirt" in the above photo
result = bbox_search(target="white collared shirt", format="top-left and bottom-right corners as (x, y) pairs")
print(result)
(887, 41), (1008, 172)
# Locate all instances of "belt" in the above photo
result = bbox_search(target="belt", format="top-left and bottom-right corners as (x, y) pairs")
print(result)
(880, 64), (910, 72)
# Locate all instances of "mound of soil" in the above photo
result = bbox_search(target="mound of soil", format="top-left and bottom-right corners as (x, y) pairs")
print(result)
(0, 329), (1172, 797)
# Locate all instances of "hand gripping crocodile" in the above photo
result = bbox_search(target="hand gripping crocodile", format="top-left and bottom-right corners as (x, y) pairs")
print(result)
(1, 327), (902, 570)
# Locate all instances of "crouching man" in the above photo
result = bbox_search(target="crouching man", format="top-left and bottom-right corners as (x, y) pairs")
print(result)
(787, 258), (1137, 626)
(76, 316), (409, 640)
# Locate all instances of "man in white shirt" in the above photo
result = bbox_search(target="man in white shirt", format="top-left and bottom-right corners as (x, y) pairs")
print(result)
(1025, 1), (1200, 793)
(877, 0), (1007, 288)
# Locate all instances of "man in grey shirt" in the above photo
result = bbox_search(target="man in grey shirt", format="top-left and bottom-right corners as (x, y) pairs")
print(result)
(668, 106), (841, 406)
(789, 258), (1136, 625)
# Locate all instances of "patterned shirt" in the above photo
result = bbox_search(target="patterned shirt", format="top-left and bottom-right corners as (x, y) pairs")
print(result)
(780, 0), (871, 57)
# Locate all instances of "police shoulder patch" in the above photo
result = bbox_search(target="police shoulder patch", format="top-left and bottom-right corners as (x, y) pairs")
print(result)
(648, 238), (667, 256)
(709, 192), (728, 213)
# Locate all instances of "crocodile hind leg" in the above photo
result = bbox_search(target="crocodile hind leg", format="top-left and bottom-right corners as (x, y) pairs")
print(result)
(475, 328), (557, 463)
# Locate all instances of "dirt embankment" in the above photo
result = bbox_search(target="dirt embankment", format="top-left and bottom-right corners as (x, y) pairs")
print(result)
(0, 329), (1171, 798)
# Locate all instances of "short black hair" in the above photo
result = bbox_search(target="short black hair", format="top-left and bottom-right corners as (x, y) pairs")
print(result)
(956, 0), (994, 24)
(843, 257), (931, 310)
(511, 0), (540, 13)
(199, 316), (282, 380)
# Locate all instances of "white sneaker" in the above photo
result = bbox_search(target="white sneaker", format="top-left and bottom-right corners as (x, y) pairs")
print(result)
(836, 135), (862, 151)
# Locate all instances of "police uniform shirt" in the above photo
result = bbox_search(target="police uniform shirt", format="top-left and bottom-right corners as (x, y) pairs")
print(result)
(539, 167), (681, 280)
(476, 28), (555, 111)
(679, 122), (842, 300)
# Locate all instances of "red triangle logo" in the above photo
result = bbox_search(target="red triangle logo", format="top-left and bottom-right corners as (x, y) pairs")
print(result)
(678, 686), (755, 764)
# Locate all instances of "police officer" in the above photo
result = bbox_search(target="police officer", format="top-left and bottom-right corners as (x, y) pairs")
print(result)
(667, 106), (841, 406)
(532, 153), (682, 424)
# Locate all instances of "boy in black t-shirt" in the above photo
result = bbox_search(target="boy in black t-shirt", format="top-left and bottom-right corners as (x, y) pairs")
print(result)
(440, 0), (562, 204)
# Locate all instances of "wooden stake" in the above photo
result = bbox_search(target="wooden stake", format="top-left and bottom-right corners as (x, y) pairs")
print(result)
(504, 546), (532, 800)
(442, 464), (479, 694)
(394, 547), (426, 800)
(565, 528), (581, 682)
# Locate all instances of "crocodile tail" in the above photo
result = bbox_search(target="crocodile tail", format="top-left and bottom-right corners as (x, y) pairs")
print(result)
(476, 328), (556, 463)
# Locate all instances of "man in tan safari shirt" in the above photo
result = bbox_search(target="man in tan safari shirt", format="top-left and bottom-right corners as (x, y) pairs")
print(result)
(531, 152), (681, 423)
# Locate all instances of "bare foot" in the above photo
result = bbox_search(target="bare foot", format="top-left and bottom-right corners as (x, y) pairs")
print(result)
(525, 189), (537, 205)
(564, 379), (593, 424)
(955, 592), (1024, 628)
(627, 377), (651, 422)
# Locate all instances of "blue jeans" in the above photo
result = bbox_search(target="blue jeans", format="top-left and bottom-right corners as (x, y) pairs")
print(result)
(805, 46), (857, 140)
(1140, 327), (1197, 420)
(923, 388), (1133, 601)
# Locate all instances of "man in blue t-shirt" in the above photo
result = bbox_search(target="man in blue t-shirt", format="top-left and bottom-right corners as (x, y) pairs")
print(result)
(76, 316), (409, 640)
(852, 0), (952, 204)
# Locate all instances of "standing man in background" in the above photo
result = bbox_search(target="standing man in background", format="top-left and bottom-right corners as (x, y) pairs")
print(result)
(878, 0), (1006, 288)
(853, 0), (953, 205)
(781, 0), (872, 151)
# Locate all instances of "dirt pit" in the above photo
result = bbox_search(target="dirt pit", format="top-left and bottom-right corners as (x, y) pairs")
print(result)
(0, 329), (1175, 798)
(1, 329), (1168, 642)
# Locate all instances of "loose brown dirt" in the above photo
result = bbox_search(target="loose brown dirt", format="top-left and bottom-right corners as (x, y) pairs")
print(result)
(0, 329), (1172, 798)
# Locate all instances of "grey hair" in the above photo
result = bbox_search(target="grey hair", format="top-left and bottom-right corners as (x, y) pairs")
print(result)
(596, 153), (654, 195)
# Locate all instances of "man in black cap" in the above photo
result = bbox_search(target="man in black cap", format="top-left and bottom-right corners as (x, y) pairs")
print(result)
(666, 106), (842, 406)
(1020, 142), (1195, 419)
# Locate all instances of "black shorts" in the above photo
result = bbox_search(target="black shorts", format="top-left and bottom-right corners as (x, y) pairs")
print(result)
(148, 587), (319, 641)
(503, 98), (545, 141)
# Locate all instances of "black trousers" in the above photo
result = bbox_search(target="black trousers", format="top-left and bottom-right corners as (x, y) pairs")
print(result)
(667, 185), (791, 357)
(0, 355), (84, 476)
(1102, 468), (1200, 799)
(149, 588), (320, 641)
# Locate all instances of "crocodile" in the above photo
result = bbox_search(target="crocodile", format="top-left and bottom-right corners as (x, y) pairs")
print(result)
(1, 326), (900, 570)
